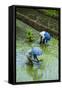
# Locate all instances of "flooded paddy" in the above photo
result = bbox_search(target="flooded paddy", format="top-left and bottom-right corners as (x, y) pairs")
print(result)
(16, 19), (59, 82)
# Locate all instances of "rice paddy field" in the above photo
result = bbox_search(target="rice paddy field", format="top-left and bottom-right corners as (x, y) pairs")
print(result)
(16, 19), (59, 82)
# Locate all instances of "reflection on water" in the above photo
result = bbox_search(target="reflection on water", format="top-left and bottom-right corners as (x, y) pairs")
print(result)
(16, 50), (44, 82)
(16, 19), (59, 82)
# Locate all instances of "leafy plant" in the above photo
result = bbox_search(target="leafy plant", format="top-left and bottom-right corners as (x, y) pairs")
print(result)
(26, 29), (34, 42)
(43, 9), (59, 17)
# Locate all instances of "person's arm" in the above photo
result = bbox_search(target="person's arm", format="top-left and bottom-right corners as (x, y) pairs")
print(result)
(36, 56), (39, 62)
(34, 54), (39, 62)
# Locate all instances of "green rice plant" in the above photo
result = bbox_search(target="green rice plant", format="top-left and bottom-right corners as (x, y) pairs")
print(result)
(26, 29), (34, 42)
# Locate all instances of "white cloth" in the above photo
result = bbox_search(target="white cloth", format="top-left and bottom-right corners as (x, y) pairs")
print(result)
(26, 49), (31, 57)
(40, 31), (45, 42)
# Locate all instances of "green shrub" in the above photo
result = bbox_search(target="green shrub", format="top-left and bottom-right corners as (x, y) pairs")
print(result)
(26, 29), (34, 42)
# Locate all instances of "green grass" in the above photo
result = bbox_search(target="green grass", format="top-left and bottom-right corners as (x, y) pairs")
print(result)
(42, 9), (59, 17)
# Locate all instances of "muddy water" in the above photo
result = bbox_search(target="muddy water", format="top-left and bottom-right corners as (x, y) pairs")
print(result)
(16, 19), (59, 82)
